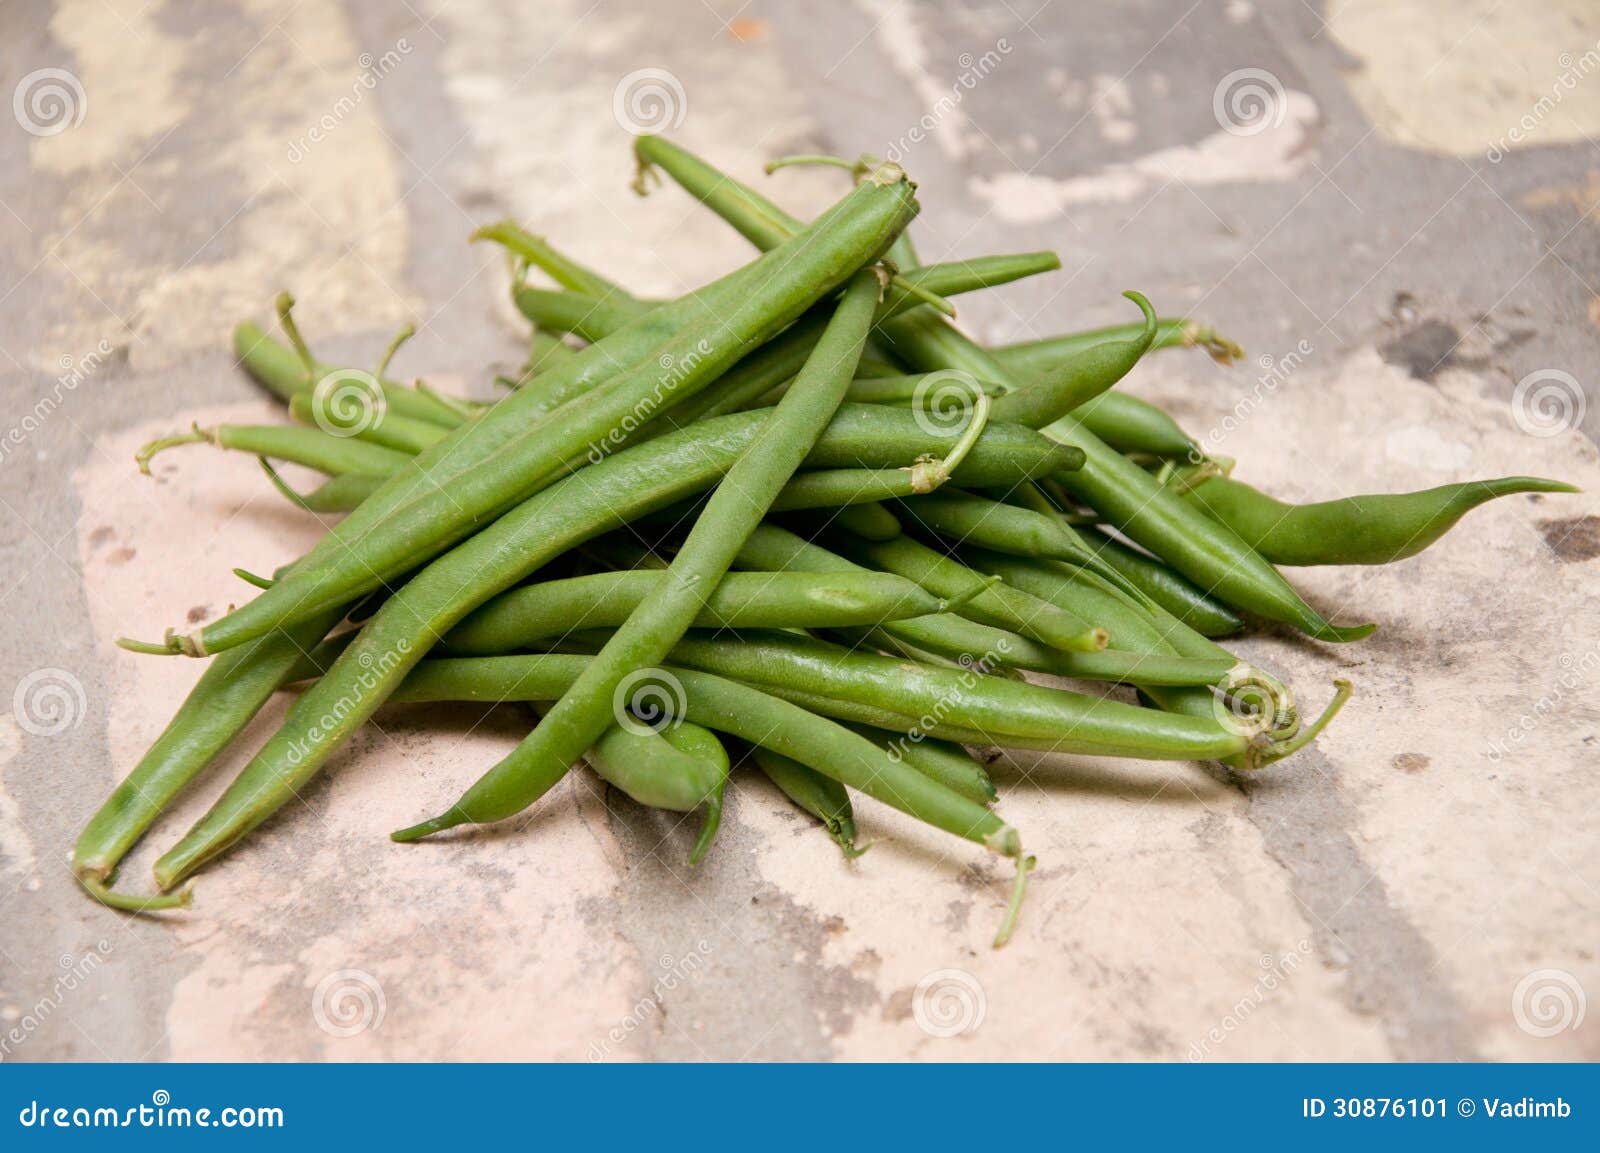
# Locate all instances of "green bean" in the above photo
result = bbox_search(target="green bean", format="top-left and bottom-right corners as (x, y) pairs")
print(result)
(987, 292), (1157, 429)
(580, 714), (728, 865)
(883, 310), (1373, 640)
(618, 136), (1362, 640)
(830, 502), (904, 542)
(850, 726), (995, 806)
(819, 516), (1110, 654)
(74, 606), (345, 911)
(1080, 527), (1243, 636)
(750, 747), (866, 858)
(472, 220), (646, 309)
(154, 360), (1015, 885)
(895, 489), (1243, 637)
(396, 269), (894, 839)
(157, 169), (919, 658)
(662, 630), (1345, 767)
(135, 423), (412, 479)
(1073, 392), (1199, 459)
(1181, 475), (1580, 566)
(285, 393), (447, 455)
(991, 317), (1244, 372)
(524, 328), (578, 380)
(734, 525), (1257, 691)
(232, 306), (466, 428)
(383, 652), (1031, 944)
(441, 570), (945, 652)
(261, 463), (384, 514)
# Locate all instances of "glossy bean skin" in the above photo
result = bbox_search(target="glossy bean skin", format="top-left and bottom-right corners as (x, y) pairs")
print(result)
(1072, 392), (1198, 459)
(584, 717), (728, 864)
(1182, 475), (1579, 566)
(174, 174), (919, 657)
(849, 727), (995, 806)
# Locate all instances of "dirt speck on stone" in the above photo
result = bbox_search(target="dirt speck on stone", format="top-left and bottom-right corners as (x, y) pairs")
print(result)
(186, 605), (209, 624)
(1379, 319), (1461, 381)
(1393, 753), (1430, 773)
(1540, 515), (1600, 562)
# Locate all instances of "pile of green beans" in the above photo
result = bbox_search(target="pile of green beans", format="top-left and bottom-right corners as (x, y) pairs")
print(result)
(76, 128), (1571, 947)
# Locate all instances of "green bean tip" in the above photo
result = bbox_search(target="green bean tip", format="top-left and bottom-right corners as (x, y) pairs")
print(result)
(77, 870), (194, 914)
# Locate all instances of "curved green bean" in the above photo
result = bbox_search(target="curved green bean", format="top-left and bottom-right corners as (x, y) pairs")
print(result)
(751, 747), (866, 858)
(1182, 475), (1579, 566)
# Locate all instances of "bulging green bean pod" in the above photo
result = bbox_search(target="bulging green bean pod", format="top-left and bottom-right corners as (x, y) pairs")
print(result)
(442, 570), (945, 652)
(987, 291), (1157, 429)
(750, 747), (867, 858)
(581, 715), (728, 865)
(1182, 475), (1580, 566)
(160, 170), (920, 659)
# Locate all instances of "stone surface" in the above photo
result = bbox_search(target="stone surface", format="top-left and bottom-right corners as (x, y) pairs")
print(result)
(2, 0), (1596, 1062)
